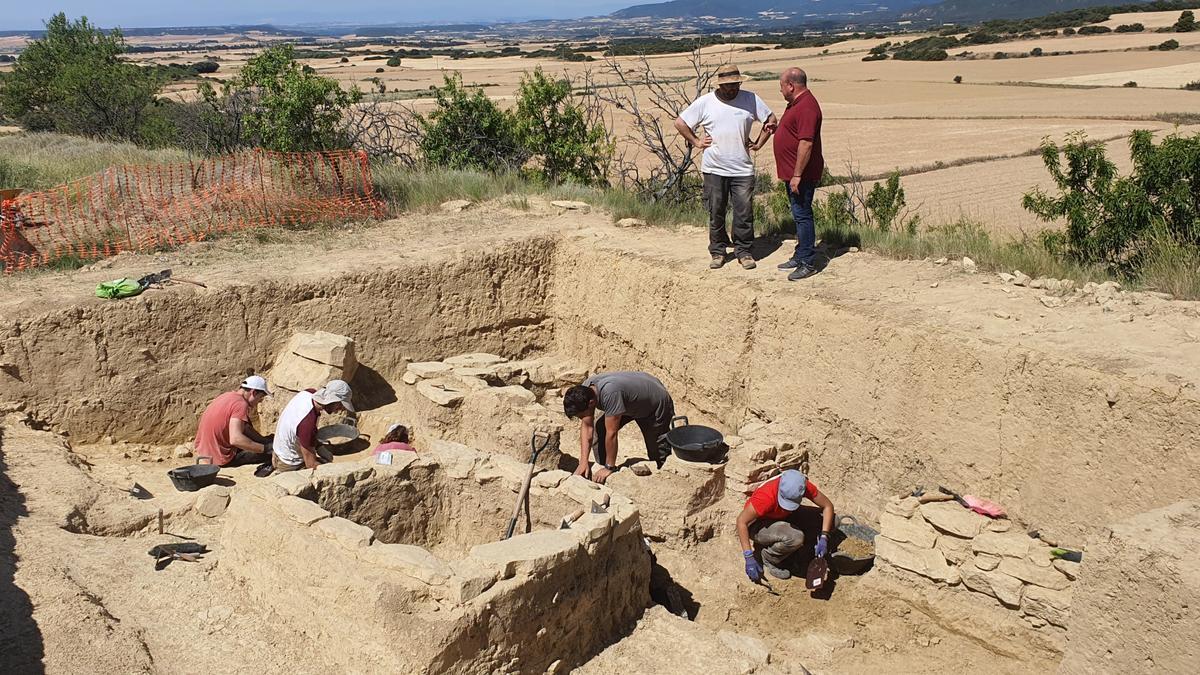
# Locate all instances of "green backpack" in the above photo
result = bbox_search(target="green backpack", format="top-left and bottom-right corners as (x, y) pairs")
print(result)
(95, 277), (145, 299)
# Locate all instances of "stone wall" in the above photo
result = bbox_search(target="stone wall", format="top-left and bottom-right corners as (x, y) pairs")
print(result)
(222, 444), (648, 674)
(875, 495), (1078, 640)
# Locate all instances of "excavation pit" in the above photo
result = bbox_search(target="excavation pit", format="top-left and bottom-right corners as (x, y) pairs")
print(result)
(221, 442), (649, 673)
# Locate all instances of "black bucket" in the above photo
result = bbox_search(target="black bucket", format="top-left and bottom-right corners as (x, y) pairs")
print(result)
(168, 457), (220, 492)
(663, 416), (727, 463)
(830, 515), (878, 575)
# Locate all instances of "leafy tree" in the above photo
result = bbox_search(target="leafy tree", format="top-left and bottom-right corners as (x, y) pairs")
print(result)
(201, 44), (360, 152)
(418, 73), (525, 172)
(386, 55), (402, 67)
(1023, 131), (1200, 271)
(1174, 10), (1196, 32)
(865, 172), (914, 232)
(512, 68), (611, 185)
(0, 13), (159, 141)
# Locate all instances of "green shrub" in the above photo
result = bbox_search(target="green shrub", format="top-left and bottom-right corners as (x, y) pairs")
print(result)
(1023, 130), (1200, 272)
(1079, 25), (1113, 35)
(1123, 81), (1138, 87)
(1184, 80), (1200, 90)
(512, 68), (611, 185)
(1174, 10), (1196, 32)
(862, 53), (888, 62)
(386, 55), (402, 67)
(418, 73), (525, 172)
(993, 51), (1009, 59)
(1158, 39), (1181, 50)
(193, 60), (219, 74)
(0, 13), (160, 142)
(865, 172), (919, 233)
(1063, 27), (1076, 35)
(954, 75), (963, 83)
(1115, 23), (1145, 32)
(201, 44), (361, 153)
(1031, 47), (1044, 56)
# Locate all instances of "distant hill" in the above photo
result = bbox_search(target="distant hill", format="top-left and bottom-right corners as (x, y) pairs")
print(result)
(611, 0), (925, 20)
(612, 0), (1156, 22)
(901, 0), (1140, 23)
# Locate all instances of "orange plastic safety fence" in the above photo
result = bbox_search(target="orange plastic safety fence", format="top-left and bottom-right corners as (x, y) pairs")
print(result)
(0, 149), (384, 273)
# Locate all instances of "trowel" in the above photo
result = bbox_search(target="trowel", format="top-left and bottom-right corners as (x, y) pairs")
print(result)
(559, 509), (585, 529)
(591, 493), (610, 514)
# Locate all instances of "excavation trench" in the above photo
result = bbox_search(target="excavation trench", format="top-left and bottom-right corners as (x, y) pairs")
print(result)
(2, 226), (1199, 671)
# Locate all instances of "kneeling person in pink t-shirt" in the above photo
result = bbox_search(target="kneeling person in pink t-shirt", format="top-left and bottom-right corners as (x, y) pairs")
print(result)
(194, 376), (274, 467)
(374, 423), (415, 456)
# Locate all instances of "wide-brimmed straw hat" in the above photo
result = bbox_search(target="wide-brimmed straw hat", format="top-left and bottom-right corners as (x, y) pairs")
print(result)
(715, 64), (744, 85)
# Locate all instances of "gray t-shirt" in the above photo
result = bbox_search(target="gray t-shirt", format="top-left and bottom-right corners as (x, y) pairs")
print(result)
(584, 371), (672, 422)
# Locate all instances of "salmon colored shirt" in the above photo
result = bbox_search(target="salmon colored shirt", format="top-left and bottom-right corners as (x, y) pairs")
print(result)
(194, 391), (250, 466)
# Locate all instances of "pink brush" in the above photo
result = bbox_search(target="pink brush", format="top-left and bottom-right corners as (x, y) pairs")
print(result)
(963, 495), (1006, 518)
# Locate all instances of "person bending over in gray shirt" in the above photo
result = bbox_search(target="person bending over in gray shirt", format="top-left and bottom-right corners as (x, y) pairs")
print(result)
(563, 371), (676, 484)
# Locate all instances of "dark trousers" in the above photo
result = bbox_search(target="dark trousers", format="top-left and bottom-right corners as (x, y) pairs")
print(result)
(702, 173), (755, 257)
(592, 408), (675, 468)
(228, 450), (271, 467)
(786, 181), (818, 265)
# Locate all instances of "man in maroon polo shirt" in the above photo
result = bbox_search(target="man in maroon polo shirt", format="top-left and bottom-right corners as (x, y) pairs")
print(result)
(772, 67), (824, 280)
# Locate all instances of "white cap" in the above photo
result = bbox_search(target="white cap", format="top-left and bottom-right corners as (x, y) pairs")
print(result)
(240, 375), (271, 395)
(313, 379), (354, 413)
(387, 423), (404, 434)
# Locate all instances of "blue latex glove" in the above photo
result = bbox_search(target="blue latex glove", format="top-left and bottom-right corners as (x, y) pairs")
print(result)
(743, 550), (762, 582)
(815, 533), (829, 558)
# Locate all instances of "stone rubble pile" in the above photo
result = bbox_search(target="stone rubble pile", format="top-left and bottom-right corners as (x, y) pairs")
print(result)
(876, 494), (1077, 633)
(722, 421), (809, 498)
(260, 331), (358, 426)
(403, 352), (588, 406)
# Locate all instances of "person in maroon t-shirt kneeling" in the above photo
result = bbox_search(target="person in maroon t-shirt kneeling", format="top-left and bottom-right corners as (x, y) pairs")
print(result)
(736, 469), (835, 581)
(772, 67), (824, 281)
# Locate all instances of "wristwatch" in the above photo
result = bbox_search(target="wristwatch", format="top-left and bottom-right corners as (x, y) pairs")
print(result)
(602, 464), (618, 472)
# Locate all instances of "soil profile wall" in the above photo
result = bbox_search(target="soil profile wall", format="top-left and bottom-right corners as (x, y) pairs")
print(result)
(549, 239), (1200, 541)
(0, 237), (556, 444)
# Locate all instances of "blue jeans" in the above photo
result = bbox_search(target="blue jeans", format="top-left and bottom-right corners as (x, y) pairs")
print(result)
(786, 181), (817, 265)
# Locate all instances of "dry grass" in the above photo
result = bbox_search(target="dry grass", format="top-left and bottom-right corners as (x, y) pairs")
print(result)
(0, 133), (190, 190)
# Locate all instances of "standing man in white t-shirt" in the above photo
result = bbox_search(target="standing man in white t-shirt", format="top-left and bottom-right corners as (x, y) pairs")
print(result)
(674, 64), (777, 270)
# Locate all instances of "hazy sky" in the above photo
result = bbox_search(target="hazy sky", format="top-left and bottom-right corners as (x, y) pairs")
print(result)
(8, 1), (639, 30)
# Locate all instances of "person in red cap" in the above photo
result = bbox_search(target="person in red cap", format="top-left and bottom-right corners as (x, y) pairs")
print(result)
(193, 375), (274, 467)
(736, 469), (835, 581)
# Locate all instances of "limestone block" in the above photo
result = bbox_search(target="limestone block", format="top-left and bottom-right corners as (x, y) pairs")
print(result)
(716, 630), (771, 666)
(724, 435), (743, 449)
(1021, 586), (1070, 628)
(402, 371), (419, 386)
(452, 366), (496, 381)
(470, 385), (536, 409)
(774, 446), (807, 471)
(738, 422), (770, 438)
(724, 458), (778, 484)
(444, 352), (507, 367)
(361, 543), (452, 585)
(416, 379), (467, 407)
(286, 331), (356, 372)
(407, 361), (453, 379)
(372, 449), (418, 476)
(1060, 501), (1200, 674)
(611, 501), (641, 539)
(875, 536), (960, 584)
(559, 474), (603, 504)
(884, 496), (920, 518)
(960, 566), (1024, 608)
(974, 554), (1001, 571)
(532, 469), (570, 490)
(427, 440), (479, 479)
(453, 376), (491, 392)
(1052, 559), (1081, 580)
(313, 461), (374, 487)
(879, 511), (937, 548)
(997, 558), (1070, 591)
(920, 502), (987, 538)
(474, 454), (528, 488)
(469, 529), (582, 579)
(277, 495), (331, 526)
(986, 519), (1013, 532)
(440, 199), (471, 213)
(449, 558), (499, 604)
(195, 485), (231, 518)
(972, 530), (1032, 558)
(615, 217), (647, 228)
(937, 535), (973, 565)
(316, 516), (374, 548)
(570, 512), (615, 548)
(270, 355), (342, 393)
(741, 441), (778, 463)
(630, 461), (655, 477)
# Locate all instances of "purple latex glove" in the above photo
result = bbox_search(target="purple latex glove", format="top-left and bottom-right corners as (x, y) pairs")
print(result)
(743, 550), (762, 582)
(815, 533), (829, 558)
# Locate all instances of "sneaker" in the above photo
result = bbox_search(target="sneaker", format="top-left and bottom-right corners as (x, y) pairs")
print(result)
(738, 255), (757, 270)
(787, 264), (817, 281)
(777, 259), (799, 270)
(709, 255), (726, 269)
(764, 561), (792, 580)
